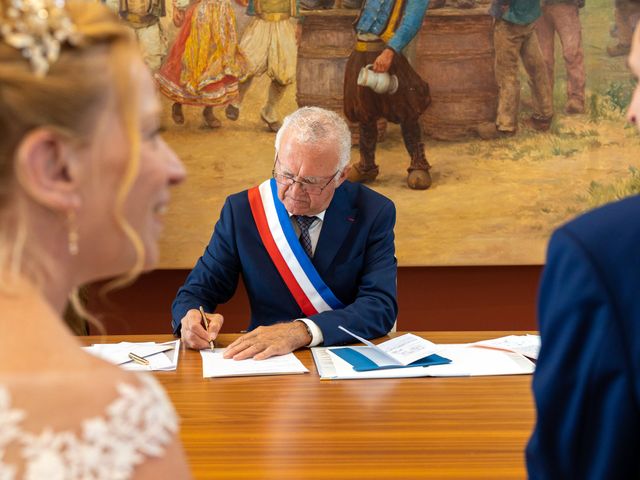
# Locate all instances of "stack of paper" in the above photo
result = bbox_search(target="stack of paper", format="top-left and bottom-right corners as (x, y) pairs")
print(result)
(83, 340), (180, 371)
(472, 334), (541, 359)
(424, 344), (535, 377)
(200, 349), (309, 378)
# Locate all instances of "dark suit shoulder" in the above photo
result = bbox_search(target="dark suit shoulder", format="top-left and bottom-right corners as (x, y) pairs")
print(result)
(211, 190), (253, 234)
(553, 195), (640, 332)
(340, 181), (395, 212)
(226, 189), (250, 209)
(559, 195), (640, 260)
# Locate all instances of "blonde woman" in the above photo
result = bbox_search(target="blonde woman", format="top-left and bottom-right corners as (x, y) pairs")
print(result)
(0, 1), (190, 478)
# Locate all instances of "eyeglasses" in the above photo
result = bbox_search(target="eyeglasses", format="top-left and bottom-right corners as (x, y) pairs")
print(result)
(272, 155), (339, 196)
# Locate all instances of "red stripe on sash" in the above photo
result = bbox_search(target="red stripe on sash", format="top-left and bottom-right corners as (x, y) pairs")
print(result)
(248, 186), (319, 316)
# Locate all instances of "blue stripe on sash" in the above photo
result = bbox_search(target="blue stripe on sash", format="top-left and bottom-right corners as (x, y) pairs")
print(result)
(269, 179), (345, 310)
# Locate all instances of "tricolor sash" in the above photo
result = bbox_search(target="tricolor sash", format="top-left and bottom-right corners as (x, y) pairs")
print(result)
(248, 179), (345, 317)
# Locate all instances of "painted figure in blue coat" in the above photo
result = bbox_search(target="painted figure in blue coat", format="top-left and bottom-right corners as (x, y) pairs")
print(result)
(526, 25), (640, 478)
(344, 0), (432, 190)
(172, 107), (397, 359)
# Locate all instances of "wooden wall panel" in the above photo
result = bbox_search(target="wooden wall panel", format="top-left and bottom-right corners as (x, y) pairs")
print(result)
(86, 266), (542, 335)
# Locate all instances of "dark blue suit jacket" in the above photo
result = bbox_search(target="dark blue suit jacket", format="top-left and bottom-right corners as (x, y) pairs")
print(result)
(527, 195), (640, 479)
(171, 181), (398, 346)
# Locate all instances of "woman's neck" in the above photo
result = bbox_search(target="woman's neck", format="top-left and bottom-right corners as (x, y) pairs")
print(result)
(0, 278), (83, 372)
(40, 271), (75, 315)
(23, 214), (77, 315)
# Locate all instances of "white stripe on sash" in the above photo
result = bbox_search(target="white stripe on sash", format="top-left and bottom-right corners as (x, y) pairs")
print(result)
(258, 181), (333, 313)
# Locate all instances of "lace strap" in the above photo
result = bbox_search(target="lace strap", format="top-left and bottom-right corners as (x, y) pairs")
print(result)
(0, 374), (179, 480)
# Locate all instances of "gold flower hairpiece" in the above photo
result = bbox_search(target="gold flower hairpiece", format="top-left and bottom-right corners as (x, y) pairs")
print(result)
(0, 0), (81, 77)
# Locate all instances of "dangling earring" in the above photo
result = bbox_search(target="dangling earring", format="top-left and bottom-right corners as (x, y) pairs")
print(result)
(67, 210), (79, 256)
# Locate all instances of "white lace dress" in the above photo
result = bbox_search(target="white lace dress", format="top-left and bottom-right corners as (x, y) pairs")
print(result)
(0, 374), (178, 480)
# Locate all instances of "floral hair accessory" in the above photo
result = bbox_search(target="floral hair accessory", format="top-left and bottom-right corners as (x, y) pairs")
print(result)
(0, 0), (81, 77)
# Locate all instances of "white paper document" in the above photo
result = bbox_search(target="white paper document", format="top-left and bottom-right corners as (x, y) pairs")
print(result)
(337, 326), (438, 367)
(312, 343), (535, 380)
(200, 349), (309, 378)
(83, 340), (180, 371)
(429, 344), (535, 376)
(472, 334), (541, 360)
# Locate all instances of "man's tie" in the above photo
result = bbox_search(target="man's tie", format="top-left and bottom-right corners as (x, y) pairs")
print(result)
(293, 215), (317, 258)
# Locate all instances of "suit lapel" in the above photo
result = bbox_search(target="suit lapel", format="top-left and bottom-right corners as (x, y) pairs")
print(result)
(313, 185), (357, 276)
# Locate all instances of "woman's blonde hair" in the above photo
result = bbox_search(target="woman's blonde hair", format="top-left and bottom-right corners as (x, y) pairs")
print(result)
(0, 1), (149, 327)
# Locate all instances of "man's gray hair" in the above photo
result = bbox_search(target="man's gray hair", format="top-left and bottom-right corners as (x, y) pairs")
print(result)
(274, 106), (352, 172)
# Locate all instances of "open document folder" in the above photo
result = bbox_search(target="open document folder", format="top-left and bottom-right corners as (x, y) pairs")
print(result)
(83, 340), (180, 371)
(200, 349), (309, 378)
(313, 334), (535, 380)
(330, 326), (451, 371)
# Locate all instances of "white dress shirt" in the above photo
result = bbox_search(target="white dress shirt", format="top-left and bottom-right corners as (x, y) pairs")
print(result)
(289, 210), (326, 347)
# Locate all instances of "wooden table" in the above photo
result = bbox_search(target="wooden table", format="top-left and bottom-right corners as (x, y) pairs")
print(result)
(81, 332), (535, 479)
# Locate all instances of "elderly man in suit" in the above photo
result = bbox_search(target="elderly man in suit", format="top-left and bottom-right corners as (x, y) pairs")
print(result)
(526, 24), (640, 478)
(172, 106), (397, 359)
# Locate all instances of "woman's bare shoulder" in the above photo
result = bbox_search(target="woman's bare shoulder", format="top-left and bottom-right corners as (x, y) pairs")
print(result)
(0, 367), (181, 479)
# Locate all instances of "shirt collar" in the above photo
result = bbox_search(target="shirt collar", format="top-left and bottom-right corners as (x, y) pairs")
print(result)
(288, 210), (326, 221)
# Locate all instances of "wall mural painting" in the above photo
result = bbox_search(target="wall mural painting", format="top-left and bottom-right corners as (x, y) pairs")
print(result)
(104, 0), (640, 268)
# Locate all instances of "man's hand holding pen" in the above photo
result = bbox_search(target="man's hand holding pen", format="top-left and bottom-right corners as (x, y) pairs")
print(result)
(180, 308), (223, 350)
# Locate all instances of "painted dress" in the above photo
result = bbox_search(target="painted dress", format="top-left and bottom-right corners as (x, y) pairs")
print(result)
(155, 0), (248, 106)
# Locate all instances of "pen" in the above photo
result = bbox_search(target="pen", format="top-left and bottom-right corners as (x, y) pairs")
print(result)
(128, 352), (150, 366)
(199, 305), (215, 352)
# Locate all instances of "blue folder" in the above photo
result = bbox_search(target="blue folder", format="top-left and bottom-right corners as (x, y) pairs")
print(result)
(331, 347), (452, 372)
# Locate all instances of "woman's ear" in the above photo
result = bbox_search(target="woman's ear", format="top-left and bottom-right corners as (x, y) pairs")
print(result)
(13, 128), (82, 212)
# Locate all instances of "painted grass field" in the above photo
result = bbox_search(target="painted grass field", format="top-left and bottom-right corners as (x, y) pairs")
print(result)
(157, 0), (640, 268)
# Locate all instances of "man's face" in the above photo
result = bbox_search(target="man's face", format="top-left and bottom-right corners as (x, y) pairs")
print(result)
(275, 130), (348, 216)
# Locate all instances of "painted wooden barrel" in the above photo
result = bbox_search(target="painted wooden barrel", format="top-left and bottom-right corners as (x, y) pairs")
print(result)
(416, 7), (498, 140)
(296, 10), (386, 145)
(126, 0), (150, 15)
